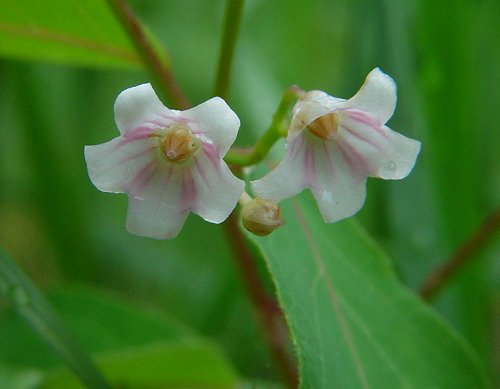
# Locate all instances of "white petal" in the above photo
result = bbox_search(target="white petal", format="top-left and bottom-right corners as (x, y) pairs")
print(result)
(124, 159), (189, 239)
(289, 91), (344, 139)
(181, 97), (240, 156)
(371, 126), (421, 179)
(343, 68), (397, 124)
(190, 146), (245, 223)
(292, 91), (327, 117)
(338, 112), (420, 180)
(251, 134), (308, 201)
(114, 83), (177, 135)
(126, 195), (188, 239)
(309, 141), (367, 223)
(84, 136), (157, 193)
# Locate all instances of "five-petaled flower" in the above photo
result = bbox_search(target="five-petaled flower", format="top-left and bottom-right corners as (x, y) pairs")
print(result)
(85, 83), (245, 239)
(251, 68), (421, 223)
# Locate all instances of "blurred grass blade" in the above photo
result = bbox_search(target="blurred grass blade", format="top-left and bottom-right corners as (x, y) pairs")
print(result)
(0, 248), (111, 389)
(0, 285), (240, 388)
(245, 194), (490, 389)
(416, 0), (493, 361)
(0, 0), (140, 68)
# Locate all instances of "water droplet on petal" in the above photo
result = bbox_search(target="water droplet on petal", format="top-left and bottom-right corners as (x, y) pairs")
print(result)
(381, 160), (397, 177)
(319, 190), (334, 205)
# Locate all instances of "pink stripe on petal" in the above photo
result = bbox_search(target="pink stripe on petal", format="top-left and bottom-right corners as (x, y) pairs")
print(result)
(195, 158), (210, 187)
(303, 143), (317, 187)
(337, 139), (367, 176)
(341, 125), (384, 151)
(129, 126), (156, 136)
(159, 164), (175, 198)
(181, 172), (197, 210)
(346, 110), (387, 138)
(202, 142), (221, 168)
(346, 110), (378, 127)
(321, 142), (335, 178)
(118, 127), (154, 146)
(144, 119), (168, 127)
(149, 110), (190, 126)
(127, 161), (157, 194)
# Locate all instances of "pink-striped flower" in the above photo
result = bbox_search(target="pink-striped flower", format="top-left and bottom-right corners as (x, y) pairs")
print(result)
(251, 68), (421, 223)
(85, 84), (244, 239)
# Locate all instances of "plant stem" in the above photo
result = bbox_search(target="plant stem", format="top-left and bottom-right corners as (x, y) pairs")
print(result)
(223, 214), (298, 388)
(0, 249), (111, 389)
(214, 0), (245, 100)
(214, 1), (298, 385)
(224, 86), (303, 166)
(418, 208), (500, 301)
(107, 0), (190, 109)
(108, 1), (298, 384)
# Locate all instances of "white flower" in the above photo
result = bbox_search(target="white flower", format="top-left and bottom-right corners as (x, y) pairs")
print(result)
(85, 83), (245, 239)
(251, 68), (421, 223)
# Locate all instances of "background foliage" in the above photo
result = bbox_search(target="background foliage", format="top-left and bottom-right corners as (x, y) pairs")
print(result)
(0, 0), (498, 388)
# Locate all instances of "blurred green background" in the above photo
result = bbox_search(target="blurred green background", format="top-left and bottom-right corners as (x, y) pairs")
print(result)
(0, 0), (498, 386)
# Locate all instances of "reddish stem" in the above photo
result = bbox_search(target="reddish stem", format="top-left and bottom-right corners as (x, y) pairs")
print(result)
(419, 208), (500, 300)
(223, 213), (299, 388)
(110, 1), (298, 384)
(108, 0), (190, 109)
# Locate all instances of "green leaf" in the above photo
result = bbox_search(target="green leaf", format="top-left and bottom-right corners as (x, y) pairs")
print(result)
(0, 248), (111, 389)
(41, 340), (238, 389)
(0, 285), (193, 368)
(0, 0), (140, 68)
(46, 286), (192, 354)
(245, 194), (489, 389)
(0, 274), (239, 388)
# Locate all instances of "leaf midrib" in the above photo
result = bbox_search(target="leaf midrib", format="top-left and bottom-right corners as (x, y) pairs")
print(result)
(0, 21), (140, 64)
(292, 200), (371, 389)
(310, 211), (484, 387)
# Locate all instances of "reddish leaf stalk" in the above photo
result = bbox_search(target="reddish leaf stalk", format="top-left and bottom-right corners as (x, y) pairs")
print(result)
(419, 208), (500, 300)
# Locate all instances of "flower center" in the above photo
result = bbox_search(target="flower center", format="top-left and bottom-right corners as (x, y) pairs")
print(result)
(306, 113), (338, 140)
(154, 123), (200, 164)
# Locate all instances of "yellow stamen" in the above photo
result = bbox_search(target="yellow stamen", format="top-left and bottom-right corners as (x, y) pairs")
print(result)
(306, 113), (338, 140)
(159, 123), (200, 164)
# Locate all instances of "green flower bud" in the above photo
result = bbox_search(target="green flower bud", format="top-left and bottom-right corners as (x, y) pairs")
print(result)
(242, 198), (285, 236)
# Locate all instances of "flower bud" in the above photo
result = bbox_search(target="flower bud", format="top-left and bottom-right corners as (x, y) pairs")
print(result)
(241, 198), (285, 236)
